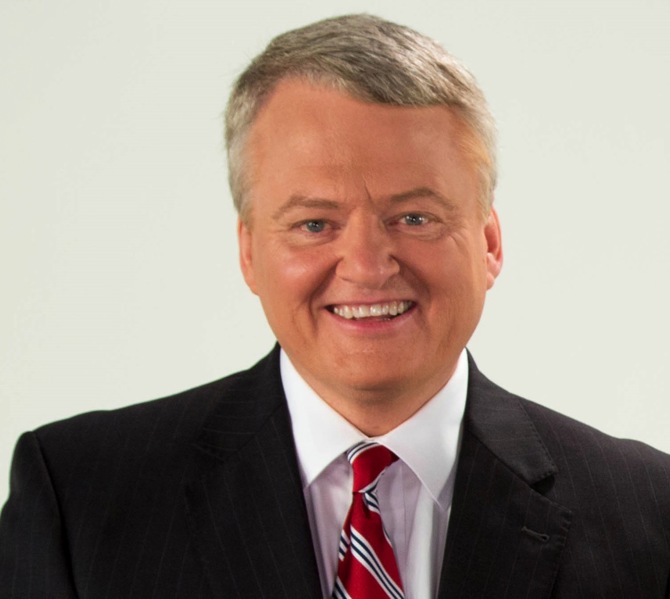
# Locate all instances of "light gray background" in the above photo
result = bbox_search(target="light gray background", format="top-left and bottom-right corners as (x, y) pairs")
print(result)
(2, 0), (669, 504)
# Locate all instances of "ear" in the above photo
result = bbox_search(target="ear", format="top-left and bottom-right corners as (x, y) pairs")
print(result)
(483, 207), (503, 290)
(237, 218), (259, 295)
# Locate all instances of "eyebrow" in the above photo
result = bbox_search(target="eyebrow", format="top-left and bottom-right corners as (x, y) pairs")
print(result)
(387, 187), (456, 210)
(272, 195), (341, 221)
(271, 186), (455, 221)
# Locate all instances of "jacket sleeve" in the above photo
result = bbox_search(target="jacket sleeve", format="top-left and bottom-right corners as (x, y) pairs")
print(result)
(0, 432), (78, 598)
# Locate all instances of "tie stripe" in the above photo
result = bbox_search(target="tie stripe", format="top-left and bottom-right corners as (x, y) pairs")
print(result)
(348, 528), (404, 599)
(364, 491), (381, 513)
(333, 579), (353, 599)
(331, 441), (404, 599)
(338, 530), (350, 559)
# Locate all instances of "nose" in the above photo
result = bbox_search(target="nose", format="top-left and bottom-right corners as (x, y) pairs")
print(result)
(335, 217), (400, 288)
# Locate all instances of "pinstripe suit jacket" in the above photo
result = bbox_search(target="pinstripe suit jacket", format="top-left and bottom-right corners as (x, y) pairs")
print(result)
(1, 346), (669, 598)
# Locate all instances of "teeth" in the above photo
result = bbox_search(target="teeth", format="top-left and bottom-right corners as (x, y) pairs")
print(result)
(353, 305), (369, 318)
(332, 301), (412, 320)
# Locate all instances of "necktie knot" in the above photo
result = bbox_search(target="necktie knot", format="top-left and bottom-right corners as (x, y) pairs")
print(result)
(347, 442), (397, 494)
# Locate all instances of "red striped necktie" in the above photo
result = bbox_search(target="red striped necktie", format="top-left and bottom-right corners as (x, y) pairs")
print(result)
(332, 441), (405, 599)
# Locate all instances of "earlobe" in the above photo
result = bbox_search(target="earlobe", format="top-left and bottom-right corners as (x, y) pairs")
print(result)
(484, 207), (503, 289)
(237, 218), (259, 295)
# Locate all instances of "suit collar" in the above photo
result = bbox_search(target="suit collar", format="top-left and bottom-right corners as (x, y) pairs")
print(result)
(438, 354), (572, 598)
(183, 346), (322, 598)
(463, 352), (558, 486)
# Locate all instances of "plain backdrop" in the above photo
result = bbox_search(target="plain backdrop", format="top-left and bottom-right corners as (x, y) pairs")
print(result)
(1, 0), (669, 504)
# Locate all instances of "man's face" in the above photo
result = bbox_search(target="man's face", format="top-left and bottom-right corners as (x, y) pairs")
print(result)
(238, 80), (502, 420)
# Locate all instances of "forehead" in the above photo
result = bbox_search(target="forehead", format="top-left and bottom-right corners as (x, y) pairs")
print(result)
(245, 80), (480, 208)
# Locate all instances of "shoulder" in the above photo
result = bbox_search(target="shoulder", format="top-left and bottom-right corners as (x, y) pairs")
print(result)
(467, 360), (670, 580)
(519, 394), (670, 468)
(518, 395), (670, 518)
(467, 356), (670, 475)
(470, 362), (670, 530)
(505, 388), (670, 589)
(30, 347), (282, 476)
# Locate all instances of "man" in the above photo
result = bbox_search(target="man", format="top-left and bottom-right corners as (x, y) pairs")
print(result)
(1, 14), (669, 598)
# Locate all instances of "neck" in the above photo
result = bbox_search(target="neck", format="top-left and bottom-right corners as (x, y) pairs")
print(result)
(300, 368), (457, 437)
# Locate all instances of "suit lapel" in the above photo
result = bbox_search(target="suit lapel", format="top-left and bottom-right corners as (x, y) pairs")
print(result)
(183, 348), (321, 598)
(438, 356), (573, 598)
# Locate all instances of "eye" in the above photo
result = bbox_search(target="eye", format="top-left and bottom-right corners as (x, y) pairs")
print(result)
(401, 213), (428, 226)
(301, 219), (327, 233)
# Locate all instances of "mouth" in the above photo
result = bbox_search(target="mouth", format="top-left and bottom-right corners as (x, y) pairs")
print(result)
(328, 300), (414, 320)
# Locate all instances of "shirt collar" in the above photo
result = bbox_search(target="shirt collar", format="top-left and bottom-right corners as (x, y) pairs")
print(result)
(281, 349), (468, 509)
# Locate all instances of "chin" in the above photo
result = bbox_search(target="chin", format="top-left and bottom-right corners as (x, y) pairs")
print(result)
(336, 367), (415, 395)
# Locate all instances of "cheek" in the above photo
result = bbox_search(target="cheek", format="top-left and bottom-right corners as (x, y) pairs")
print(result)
(413, 242), (488, 307)
(255, 242), (333, 301)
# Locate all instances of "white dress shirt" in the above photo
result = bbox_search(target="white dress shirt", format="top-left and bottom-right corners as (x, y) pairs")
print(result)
(281, 349), (468, 599)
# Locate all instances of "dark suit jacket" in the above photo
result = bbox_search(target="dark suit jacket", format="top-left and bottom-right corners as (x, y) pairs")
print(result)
(1, 347), (669, 598)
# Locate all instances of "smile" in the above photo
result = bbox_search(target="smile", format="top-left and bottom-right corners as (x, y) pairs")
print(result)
(330, 300), (414, 320)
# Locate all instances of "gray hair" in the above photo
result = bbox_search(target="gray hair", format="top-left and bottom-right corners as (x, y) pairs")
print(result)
(225, 14), (497, 223)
